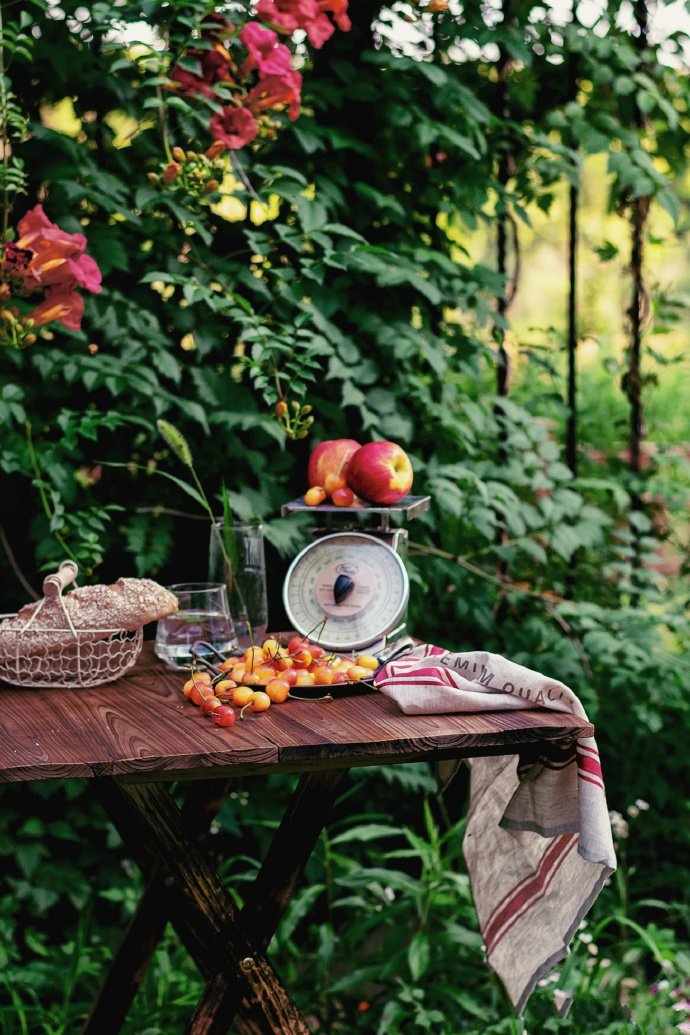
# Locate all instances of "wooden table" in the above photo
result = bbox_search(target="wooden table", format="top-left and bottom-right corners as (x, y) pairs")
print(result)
(0, 642), (594, 1035)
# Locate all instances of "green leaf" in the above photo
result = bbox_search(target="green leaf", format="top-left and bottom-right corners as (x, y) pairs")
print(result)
(551, 524), (583, 561)
(322, 223), (367, 242)
(151, 350), (182, 384)
(221, 484), (239, 576)
(330, 824), (404, 846)
(408, 933), (430, 981)
(656, 188), (680, 224)
(101, 462), (206, 508)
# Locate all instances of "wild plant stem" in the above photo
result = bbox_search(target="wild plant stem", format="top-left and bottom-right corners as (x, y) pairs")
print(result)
(0, 520), (38, 599)
(408, 540), (558, 602)
(0, 2), (9, 237)
(25, 422), (84, 571)
(157, 83), (173, 163)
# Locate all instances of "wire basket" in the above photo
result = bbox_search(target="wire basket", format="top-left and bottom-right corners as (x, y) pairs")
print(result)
(0, 562), (144, 688)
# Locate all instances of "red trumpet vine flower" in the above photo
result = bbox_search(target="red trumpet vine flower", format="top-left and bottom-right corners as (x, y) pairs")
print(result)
(257, 0), (350, 48)
(209, 106), (259, 149)
(244, 69), (302, 121)
(3, 205), (102, 299)
(25, 288), (85, 332)
(240, 23), (292, 78)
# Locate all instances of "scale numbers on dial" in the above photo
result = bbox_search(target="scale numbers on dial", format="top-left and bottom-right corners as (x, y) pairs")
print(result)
(283, 532), (409, 651)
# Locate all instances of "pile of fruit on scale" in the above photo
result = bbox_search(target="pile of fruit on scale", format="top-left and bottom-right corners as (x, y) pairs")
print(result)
(304, 438), (413, 507)
(180, 635), (380, 730)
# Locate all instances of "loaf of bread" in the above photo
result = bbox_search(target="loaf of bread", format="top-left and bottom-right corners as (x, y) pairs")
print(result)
(0, 578), (178, 659)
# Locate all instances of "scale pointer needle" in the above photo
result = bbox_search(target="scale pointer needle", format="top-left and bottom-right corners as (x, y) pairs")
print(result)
(333, 573), (354, 605)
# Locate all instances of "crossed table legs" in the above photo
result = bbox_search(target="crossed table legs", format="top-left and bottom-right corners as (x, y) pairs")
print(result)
(82, 769), (349, 1035)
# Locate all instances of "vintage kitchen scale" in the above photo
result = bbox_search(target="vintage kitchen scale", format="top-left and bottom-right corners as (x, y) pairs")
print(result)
(280, 494), (430, 659)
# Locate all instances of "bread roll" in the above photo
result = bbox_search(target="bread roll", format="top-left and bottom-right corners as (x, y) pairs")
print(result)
(0, 578), (178, 659)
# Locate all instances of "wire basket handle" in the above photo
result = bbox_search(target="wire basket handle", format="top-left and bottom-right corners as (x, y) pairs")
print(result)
(43, 561), (79, 600)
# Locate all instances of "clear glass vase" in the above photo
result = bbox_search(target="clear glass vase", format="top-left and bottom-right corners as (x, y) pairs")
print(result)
(208, 522), (269, 648)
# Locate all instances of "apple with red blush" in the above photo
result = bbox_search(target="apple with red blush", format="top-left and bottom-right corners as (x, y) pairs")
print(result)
(307, 439), (361, 488)
(345, 441), (414, 504)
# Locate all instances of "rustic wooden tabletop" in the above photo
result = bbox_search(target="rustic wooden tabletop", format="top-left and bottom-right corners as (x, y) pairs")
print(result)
(0, 641), (594, 784)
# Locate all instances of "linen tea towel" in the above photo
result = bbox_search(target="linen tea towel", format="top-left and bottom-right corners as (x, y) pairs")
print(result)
(374, 644), (617, 1014)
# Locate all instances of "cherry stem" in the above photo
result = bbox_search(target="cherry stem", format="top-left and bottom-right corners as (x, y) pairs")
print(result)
(303, 616), (328, 646)
(288, 691), (333, 703)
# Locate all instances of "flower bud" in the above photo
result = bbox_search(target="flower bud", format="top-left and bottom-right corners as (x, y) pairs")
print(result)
(172, 146), (186, 163)
(203, 179), (220, 194)
(162, 162), (181, 185)
(147, 172), (160, 184)
(275, 400), (288, 417)
(205, 140), (226, 160)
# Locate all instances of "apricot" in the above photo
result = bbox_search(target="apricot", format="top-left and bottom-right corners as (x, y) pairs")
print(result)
(304, 486), (327, 506)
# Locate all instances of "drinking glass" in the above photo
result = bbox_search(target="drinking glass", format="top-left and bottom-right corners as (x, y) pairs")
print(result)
(208, 522), (268, 648)
(154, 582), (237, 670)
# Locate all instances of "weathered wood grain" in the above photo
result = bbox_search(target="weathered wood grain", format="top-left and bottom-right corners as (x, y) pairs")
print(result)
(0, 642), (594, 783)
(82, 779), (232, 1035)
(107, 779), (311, 1034)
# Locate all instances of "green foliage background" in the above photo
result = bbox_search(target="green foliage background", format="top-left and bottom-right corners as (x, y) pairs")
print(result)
(1, 0), (690, 1032)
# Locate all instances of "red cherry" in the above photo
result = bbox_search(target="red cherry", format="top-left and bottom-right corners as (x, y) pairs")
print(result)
(201, 695), (222, 715)
(288, 636), (308, 655)
(212, 705), (236, 727)
(331, 486), (355, 507)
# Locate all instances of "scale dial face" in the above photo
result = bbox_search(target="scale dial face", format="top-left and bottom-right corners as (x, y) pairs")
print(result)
(283, 532), (409, 652)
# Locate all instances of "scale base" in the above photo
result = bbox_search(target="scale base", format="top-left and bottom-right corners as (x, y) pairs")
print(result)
(368, 630), (416, 665)
(281, 495), (430, 526)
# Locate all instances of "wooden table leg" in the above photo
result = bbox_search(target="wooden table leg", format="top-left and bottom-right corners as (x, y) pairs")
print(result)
(102, 778), (312, 1035)
(82, 779), (232, 1035)
(187, 769), (350, 1035)
(88, 770), (349, 1035)
(241, 769), (349, 949)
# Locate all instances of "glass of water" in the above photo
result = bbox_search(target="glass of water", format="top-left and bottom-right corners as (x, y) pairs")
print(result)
(208, 522), (268, 649)
(154, 583), (238, 671)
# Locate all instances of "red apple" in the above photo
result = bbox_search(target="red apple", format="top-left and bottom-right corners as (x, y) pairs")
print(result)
(346, 442), (414, 504)
(307, 439), (361, 488)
